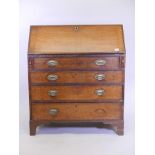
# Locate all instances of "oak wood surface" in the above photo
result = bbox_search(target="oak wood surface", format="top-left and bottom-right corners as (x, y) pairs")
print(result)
(33, 56), (120, 70)
(30, 70), (124, 84)
(28, 25), (126, 135)
(31, 103), (122, 121)
(28, 25), (125, 54)
(31, 85), (122, 101)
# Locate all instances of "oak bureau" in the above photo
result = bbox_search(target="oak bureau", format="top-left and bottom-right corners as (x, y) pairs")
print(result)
(28, 25), (126, 135)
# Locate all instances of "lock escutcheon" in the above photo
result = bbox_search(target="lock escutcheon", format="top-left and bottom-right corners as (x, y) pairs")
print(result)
(74, 26), (79, 31)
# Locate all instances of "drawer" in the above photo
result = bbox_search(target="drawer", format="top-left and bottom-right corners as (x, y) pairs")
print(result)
(33, 56), (120, 70)
(31, 103), (123, 121)
(31, 85), (122, 101)
(30, 71), (123, 84)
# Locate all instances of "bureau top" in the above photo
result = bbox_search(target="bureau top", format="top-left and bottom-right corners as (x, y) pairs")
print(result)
(28, 25), (125, 54)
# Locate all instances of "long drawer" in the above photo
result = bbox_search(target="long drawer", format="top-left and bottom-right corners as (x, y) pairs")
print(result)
(33, 56), (120, 70)
(31, 85), (122, 101)
(30, 71), (124, 84)
(31, 103), (123, 121)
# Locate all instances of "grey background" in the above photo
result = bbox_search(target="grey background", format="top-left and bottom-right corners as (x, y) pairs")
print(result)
(19, 0), (134, 155)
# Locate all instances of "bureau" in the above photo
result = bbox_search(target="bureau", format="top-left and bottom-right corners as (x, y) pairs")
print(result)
(28, 25), (125, 135)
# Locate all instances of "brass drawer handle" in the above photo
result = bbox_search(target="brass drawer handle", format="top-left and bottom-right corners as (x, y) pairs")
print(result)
(95, 59), (106, 66)
(95, 74), (105, 81)
(48, 90), (58, 97)
(96, 89), (105, 96)
(47, 60), (58, 67)
(49, 109), (59, 116)
(47, 74), (58, 81)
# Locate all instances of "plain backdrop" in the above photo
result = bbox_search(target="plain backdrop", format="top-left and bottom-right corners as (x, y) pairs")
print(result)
(19, 0), (134, 155)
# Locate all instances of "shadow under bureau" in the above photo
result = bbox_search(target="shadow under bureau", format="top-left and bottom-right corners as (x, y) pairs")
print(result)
(28, 25), (125, 135)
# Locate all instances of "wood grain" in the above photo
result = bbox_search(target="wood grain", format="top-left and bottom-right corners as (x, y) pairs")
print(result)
(31, 85), (122, 101)
(31, 103), (122, 121)
(28, 25), (125, 54)
(30, 71), (124, 84)
(33, 56), (120, 70)
(28, 25), (126, 135)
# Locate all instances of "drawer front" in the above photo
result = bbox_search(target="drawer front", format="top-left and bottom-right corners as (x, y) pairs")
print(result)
(31, 85), (122, 101)
(30, 71), (124, 84)
(31, 103), (122, 121)
(33, 56), (120, 70)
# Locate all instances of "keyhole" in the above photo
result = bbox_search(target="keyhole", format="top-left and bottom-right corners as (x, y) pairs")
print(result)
(74, 26), (79, 31)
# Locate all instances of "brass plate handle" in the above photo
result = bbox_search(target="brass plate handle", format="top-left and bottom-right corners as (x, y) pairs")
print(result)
(47, 74), (58, 81)
(95, 74), (105, 81)
(96, 89), (105, 96)
(48, 90), (58, 97)
(49, 108), (59, 116)
(95, 59), (106, 66)
(47, 60), (58, 67)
